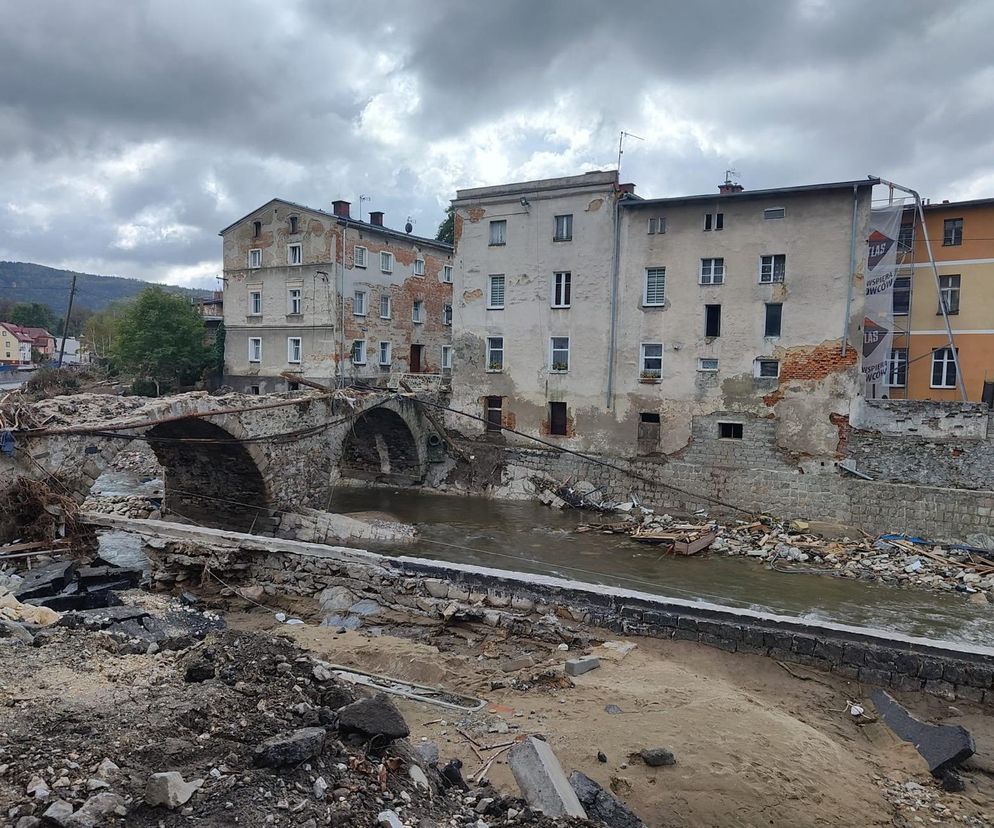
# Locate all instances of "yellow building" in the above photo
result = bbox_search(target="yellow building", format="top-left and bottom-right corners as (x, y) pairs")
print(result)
(888, 197), (994, 403)
(0, 324), (27, 365)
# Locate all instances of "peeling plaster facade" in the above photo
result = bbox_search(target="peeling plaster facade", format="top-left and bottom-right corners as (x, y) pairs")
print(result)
(451, 173), (875, 462)
(220, 199), (453, 393)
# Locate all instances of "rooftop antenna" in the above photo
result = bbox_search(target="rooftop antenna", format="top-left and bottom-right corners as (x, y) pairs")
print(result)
(724, 168), (739, 185)
(405, 216), (414, 234)
(358, 194), (370, 222)
(617, 130), (644, 179)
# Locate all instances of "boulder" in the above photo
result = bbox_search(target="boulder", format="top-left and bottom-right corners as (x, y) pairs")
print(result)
(570, 771), (646, 828)
(64, 792), (127, 827)
(337, 693), (410, 741)
(184, 660), (215, 683)
(253, 727), (326, 768)
(0, 618), (34, 645)
(144, 771), (203, 809)
(640, 748), (676, 767)
(41, 799), (74, 825)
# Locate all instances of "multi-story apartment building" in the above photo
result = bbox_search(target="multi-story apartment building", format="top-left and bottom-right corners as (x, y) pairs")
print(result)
(220, 199), (453, 393)
(887, 198), (994, 403)
(450, 172), (876, 460)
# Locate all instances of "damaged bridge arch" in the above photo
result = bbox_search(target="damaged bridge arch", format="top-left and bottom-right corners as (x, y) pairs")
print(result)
(338, 396), (438, 484)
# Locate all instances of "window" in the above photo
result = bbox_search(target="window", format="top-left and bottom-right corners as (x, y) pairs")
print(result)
(287, 337), (301, 364)
(552, 271), (571, 308)
(756, 359), (780, 378)
(412, 299), (424, 323)
(893, 277), (911, 316)
(249, 249), (262, 269)
(764, 303), (783, 337)
(353, 290), (367, 316)
(486, 336), (504, 371)
(378, 341), (392, 367)
(288, 216), (298, 234)
(763, 207), (785, 220)
(442, 265), (453, 283)
(352, 340), (367, 365)
(898, 223), (914, 252)
(414, 258), (425, 276)
(250, 385), (261, 395)
(354, 246), (368, 268)
(640, 343), (663, 379)
(888, 348), (908, 388)
(938, 274), (960, 315)
(443, 303), (452, 326)
(489, 220), (506, 246)
(700, 258), (725, 285)
(253, 220), (261, 237)
(379, 294), (391, 319)
(287, 382), (299, 392)
(647, 217), (666, 234)
(760, 254), (786, 283)
(248, 337), (262, 362)
(288, 243), (302, 266)
(485, 396), (502, 432)
(640, 412), (661, 423)
(549, 402), (568, 436)
(380, 251), (394, 272)
(550, 337), (570, 372)
(249, 290), (262, 315)
(704, 212), (724, 231)
(288, 288), (302, 315)
(931, 347), (958, 388)
(643, 268), (666, 306)
(943, 218), (963, 246)
(441, 345), (453, 371)
(488, 274), (505, 309)
(698, 358), (719, 372)
(719, 422), (743, 439)
(554, 214), (573, 241)
(705, 304), (721, 337)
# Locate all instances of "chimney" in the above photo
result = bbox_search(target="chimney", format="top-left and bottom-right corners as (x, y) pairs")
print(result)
(718, 182), (744, 195)
(332, 200), (351, 218)
(618, 182), (636, 195)
(369, 210), (384, 226)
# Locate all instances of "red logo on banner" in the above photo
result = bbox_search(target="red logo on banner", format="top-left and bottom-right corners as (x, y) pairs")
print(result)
(863, 318), (889, 357)
(867, 230), (893, 270)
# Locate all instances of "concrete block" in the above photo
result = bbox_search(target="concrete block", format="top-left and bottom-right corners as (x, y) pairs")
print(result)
(565, 656), (600, 677)
(509, 736), (587, 818)
(872, 689), (974, 774)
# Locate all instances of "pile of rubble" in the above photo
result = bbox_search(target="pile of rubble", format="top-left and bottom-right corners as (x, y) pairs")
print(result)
(2, 553), (144, 613)
(107, 445), (162, 478)
(82, 495), (161, 521)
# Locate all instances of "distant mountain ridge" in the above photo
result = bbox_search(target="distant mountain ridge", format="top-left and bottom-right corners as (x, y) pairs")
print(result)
(0, 261), (209, 314)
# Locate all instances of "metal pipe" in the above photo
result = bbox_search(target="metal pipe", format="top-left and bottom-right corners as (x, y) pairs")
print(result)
(841, 184), (859, 357)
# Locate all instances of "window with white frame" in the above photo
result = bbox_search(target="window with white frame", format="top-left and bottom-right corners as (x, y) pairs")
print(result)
(640, 343), (663, 379)
(553, 214), (573, 241)
(698, 358), (719, 372)
(441, 345), (453, 371)
(939, 274), (960, 315)
(760, 254), (786, 283)
(700, 258), (725, 285)
(248, 337), (262, 362)
(943, 218), (963, 246)
(442, 264), (453, 283)
(414, 258), (425, 276)
(288, 288), (302, 315)
(380, 251), (393, 272)
(412, 299), (424, 323)
(354, 245), (368, 268)
(486, 336), (504, 371)
(443, 303), (452, 326)
(643, 268), (666, 306)
(887, 348), (908, 387)
(763, 207), (785, 220)
(288, 243), (302, 265)
(704, 212), (724, 231)
(379, 294), (391, 319)
(647, 217), (666, 234)
(489, 220), (506, 246)
(249, 249), (262, 268)
(249, 290), (262, 315)
(550, 336), (570, 372)
(287, 337), (301, 364)
(755, 358), (780, 378)
(378, 341), (392, 366)
(931, 347), (957, 388)
(552, 271), (571, 308)
(352, 340), (367, 365)
(488, 274), (505, 309)
(353, 290), (367, 316)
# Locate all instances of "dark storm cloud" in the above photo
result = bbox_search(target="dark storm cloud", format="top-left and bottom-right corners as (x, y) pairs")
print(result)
(0, 0), (992, 287)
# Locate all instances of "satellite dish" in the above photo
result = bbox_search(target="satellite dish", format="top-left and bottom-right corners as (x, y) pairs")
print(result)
(405, 216), (413, 234)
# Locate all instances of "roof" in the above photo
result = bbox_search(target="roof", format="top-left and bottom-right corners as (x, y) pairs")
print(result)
(919, 197), (994, 212)
(622, 178), (880, 208)
(218, 198), (453, 252)
(454, 170), (619, 203)
(1, 323), (52, 344)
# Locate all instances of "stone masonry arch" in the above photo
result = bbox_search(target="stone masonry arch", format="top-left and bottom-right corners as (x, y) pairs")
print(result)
(339, 397), (432, 484)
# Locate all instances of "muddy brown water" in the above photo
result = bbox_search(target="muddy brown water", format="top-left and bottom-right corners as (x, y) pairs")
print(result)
(330, 488), (994, 647)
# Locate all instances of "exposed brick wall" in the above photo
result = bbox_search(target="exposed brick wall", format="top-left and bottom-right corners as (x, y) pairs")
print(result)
(778, 341), (858, 382)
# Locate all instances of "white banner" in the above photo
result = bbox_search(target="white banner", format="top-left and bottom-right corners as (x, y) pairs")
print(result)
(862, 204), (903, 397)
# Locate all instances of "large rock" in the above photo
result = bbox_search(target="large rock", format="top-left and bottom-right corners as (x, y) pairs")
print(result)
(253, 727), (326, 768)
(14, 561), (75, 600)
(0, 618), (34, 645)
(144, 771), (203, 808)
(641, 747), (676, 767)
(337, 693), (410, 741)
(508, 736), (587, 818)
(570, 771), (647, 828)
(41, 799), (74, 825)
(872, 689), (975, 774)
(64, 792), (127, 827)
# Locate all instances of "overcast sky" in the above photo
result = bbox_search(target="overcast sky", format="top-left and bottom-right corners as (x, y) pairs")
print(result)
(1, 0), (992, 292)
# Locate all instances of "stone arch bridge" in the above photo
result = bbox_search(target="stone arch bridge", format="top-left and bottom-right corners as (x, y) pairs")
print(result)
(1, 389), (444, 533)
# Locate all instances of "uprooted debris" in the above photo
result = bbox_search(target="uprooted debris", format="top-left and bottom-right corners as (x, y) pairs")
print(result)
(0, 477), (94, 556)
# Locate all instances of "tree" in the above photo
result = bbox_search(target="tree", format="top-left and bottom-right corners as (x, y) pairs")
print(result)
(209, 321), (226, 378)
(10, 303), (58, 331)
(435, 205), (455, 245)
(55, 305), (94, 338)
(111, 287), (210, 395)
(81, 303), (126, 362)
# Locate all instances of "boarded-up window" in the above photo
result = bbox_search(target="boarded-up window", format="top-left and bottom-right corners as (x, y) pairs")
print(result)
(638, 412), (661, 454)
(485, 396), (502, 432)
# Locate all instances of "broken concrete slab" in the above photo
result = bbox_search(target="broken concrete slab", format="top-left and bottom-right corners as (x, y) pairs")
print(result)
(76, 565), (141, 588)
(14, 560), (75, 600)
(569, 771), (647, 828)
(508, 736), (587, 818)
(144, 771), (203, 808)
(871, 689), (975, 774)
(253, 727), (326, 768)
(565, 655), (600, 677)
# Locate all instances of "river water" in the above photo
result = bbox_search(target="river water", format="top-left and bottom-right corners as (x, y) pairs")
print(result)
(330, 488), (994, 647)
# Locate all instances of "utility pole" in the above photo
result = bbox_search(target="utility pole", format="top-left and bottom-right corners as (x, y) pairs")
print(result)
(58, 272), (77, 368)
